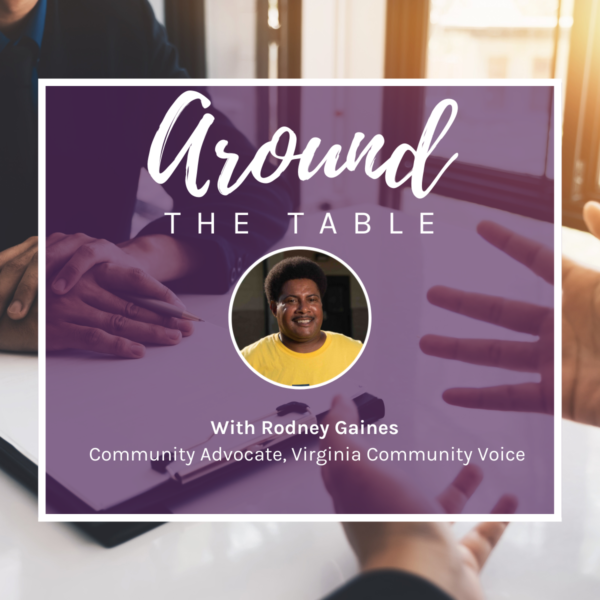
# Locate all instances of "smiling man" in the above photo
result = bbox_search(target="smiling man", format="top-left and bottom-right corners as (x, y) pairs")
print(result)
(241, 257), (363, 386)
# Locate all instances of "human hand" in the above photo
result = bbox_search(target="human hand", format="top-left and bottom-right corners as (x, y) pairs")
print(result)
(561, 201), (600, 427)
(419, 221), (554, 416)
(47, 263), (193, 359)
(343, 520), (510, 600)
(321, 395), (514, 515)
(47, 232), (199, 292)
(0, 236), (38, 320)
(0, 299), (38, 352)
(47, 232), (151, 294)
(322, 396), (516, 600)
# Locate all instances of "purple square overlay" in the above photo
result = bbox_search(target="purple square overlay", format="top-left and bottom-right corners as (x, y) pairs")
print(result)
(44, 85), (555, 516)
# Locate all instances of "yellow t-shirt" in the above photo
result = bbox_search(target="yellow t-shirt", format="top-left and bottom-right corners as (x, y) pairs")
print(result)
(241, 331), (363, 386)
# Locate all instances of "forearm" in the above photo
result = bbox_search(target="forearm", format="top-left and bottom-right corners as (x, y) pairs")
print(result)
(324, 571), (455, 600)
(119, 234), (201, 283)
(355, 533), (463, 600)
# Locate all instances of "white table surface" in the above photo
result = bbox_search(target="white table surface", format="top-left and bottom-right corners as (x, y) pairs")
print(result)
(1, 225), (599, 599)
(1, 418), (599, 600)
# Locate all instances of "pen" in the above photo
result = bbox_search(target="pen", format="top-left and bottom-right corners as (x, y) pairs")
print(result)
(125, 295), (202, 321)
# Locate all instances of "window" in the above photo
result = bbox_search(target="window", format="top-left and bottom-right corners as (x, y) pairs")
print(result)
(151, 0), (579, 225)
(380, 0), (560, 221)
(488, 57), (508, 78)
(427, 0), (574, 81)
(205, 0), (256, 78)
(563, 0), (600, 230)
(301, 0), (386, 78)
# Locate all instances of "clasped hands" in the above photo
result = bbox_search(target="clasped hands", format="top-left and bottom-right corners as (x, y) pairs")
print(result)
(46, 233), (193, 358)
(0, 232), (194, 356)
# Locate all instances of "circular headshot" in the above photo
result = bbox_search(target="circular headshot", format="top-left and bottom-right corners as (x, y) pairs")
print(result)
(230, 247), (370, 388)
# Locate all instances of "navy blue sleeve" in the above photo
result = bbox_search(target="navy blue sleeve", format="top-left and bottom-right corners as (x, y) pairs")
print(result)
(323, 571), (456, 600)
(137, 0), (188, 78)
(126, 3), (293, 293)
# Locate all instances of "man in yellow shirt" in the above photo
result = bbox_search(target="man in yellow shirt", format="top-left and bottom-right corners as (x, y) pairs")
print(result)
(241, 257), (363, 386)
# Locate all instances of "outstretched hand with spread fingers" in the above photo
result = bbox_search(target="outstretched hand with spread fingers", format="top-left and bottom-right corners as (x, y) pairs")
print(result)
(561, 201), (600, 427)
(420, 221), (555, 417)
(321, 396), (517, 600)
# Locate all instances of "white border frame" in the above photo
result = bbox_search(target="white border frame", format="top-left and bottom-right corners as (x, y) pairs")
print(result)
(38, 79), (561, 523)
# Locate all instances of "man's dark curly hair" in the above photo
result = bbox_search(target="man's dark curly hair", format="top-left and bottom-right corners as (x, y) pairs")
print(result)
(265, 257), (327, 303)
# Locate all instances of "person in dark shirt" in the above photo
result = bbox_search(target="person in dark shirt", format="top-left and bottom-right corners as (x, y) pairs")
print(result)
(0, 0), (292, 356)
(0, 0), (44, 350)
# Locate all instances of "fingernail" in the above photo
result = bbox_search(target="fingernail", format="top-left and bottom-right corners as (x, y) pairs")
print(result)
(131, 344), (145, 358)
(168, 329), (182, 342)
(8, 301), (22, 315)
(53, 279), (67, 293)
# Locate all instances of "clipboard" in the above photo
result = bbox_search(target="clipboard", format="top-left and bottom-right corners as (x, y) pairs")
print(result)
(44, 302), (391, 518)
(45, 392), (384, 515)
(0, 353), (161, 548)
(0, 437), (162, 547)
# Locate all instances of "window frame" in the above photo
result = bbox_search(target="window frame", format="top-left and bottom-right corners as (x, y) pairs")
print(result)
(379, 0), (555, 222)
(562, 0), (600, 230)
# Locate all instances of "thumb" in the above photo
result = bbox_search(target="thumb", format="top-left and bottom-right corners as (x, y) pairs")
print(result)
(322, 395), (359, 445)
(583, 201), (600, 240)
(320, 396), (364, 510)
